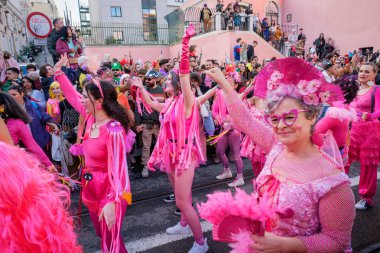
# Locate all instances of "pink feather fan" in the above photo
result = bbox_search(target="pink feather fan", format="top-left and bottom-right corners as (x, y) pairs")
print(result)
(254, 58), (344, 105)
(197, 188), (277, 244)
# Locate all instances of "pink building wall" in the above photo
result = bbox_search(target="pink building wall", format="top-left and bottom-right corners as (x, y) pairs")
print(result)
(282, 0), (380, 54)
(84, 30), (282, 68)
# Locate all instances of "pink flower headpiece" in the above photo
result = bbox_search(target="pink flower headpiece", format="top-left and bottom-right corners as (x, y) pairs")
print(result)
(255, 58), (344, 105)
(226, 71), (242, 84)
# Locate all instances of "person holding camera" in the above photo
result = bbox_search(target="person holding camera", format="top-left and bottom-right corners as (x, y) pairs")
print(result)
(135, 69), (165, 178)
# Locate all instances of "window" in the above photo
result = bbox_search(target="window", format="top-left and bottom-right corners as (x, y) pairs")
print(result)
(141, 0), (158, 41)
(111, 6), (122, 17)
(113, 31), (124, 41)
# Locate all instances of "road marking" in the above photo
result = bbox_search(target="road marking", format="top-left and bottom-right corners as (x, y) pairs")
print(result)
(95, 172), (380, 253)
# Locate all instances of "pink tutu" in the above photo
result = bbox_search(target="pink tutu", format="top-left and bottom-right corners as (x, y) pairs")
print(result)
(349, 121), (380, 165)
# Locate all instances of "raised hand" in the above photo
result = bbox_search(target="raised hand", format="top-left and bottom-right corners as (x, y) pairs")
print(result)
(54, 53), (68, 73)
(131, 77), (144, 89)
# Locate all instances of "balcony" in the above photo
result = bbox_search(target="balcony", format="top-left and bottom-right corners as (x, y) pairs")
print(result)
(167, 0), (186, 7)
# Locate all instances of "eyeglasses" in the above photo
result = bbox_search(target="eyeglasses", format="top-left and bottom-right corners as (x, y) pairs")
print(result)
(264, 109), (307, 128)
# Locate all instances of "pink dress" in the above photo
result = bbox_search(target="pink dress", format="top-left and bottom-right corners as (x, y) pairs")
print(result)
(225, 90), (355, 252)
(148, 95), (204, 175)
(349, 86), (380, 166)
(6, 118), (53, 168)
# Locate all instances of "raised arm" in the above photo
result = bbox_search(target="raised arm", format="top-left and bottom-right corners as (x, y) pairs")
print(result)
(54, 54), (86, 116)
(179, 24), (196, 117)
(205, 68), (277, 154)
(131, 77), (164, 113)
(197, 86), (217, 105)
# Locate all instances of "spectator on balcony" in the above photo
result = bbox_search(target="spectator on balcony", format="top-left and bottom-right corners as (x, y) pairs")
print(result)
(47, 18), (64, 64)
(274, 25), (283, 51)
(240, 8), (247, 30)
(223, 3), (233, 30)
(56, 26), (83, 69)
(313, 33), (326, 59)
(269, 20), (276, 34)
(227, 16), (234, 31)
(262, 17), (270, 41)
(216, 0), (224, 12)
(245, 4), (253, 15)
(323, 38), (335, 58)
(200, 4), (212, 33)
(297, 27), (307, 42)
(233, 8), (241, 30)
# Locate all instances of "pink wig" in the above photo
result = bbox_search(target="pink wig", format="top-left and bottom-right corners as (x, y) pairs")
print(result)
(0, 142), (82, 253)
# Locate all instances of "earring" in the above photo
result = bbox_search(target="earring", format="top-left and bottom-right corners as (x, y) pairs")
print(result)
(96, 104), (102, 110)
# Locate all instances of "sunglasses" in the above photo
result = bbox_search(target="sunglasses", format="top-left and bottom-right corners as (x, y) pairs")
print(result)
(112, 69), (120, 72)
(264, 109), (307, 128)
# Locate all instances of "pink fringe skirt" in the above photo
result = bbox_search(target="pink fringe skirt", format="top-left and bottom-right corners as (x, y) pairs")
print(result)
(349, 121), (380, 166)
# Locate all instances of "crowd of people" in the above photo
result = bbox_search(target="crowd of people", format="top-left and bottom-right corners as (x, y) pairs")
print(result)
(1, 14), (380, 253)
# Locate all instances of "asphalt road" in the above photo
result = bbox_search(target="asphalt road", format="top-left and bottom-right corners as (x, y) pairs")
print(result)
(72, 160), (380, 253)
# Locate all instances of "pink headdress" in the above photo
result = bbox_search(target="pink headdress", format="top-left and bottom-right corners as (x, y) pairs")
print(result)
(255, 58), (344, 105)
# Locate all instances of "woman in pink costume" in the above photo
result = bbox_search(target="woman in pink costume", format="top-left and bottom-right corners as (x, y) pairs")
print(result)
(204, 58), (355, 252)
(54, 54), (134, 253)
(0, 92), (53, 169)
(212, 70), (245, 187)
(132, 25), (210, 253)
(0, 142), (82, 252)
(46, 81), (65, 123)
(314, 76), (358, 168)
(348, 63), (380, 210)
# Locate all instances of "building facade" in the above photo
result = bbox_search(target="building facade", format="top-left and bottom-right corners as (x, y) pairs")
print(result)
(87, 0), (187, 45)
(0, 0), (31, 56)
(30, 0), (59, 20)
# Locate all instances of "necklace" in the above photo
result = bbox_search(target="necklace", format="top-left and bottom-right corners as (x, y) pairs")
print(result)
(91, 117), (110, 130)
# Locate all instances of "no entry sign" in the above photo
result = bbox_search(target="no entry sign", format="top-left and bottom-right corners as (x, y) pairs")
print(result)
(27, 12), (52, 39)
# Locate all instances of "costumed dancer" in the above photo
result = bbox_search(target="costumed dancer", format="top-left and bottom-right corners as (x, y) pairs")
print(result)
(0, 142), (82, 252)
(240, 95), (268, 177)
(347, 63), (380, 210)
(314, 76), (358, 168)
(46, 81), (65, 123)
(211, 66), (245, 187)
(199, 58), (355, 252)
(132, 25), (210, 253)
(0, 92), (54, 170)
(54, 54), (134, 253)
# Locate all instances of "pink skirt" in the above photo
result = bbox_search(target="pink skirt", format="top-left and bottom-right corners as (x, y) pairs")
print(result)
(148, 141), (201, 175)
(349, 121), (380, 165)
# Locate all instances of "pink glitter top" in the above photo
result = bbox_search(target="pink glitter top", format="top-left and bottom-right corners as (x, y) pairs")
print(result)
(6, 118), (53, 168)
(225, 90), (355, 252)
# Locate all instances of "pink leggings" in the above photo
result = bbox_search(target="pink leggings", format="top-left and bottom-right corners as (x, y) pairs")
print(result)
(168, 162), (204, 244)
(89, 203), (128, 253)
(216, 130), (244, 175)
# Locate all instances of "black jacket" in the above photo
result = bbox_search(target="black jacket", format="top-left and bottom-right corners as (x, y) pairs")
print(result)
(47, 29), (61, 64)
(200, 7), (212, 22)
(247, 44), (255, 61)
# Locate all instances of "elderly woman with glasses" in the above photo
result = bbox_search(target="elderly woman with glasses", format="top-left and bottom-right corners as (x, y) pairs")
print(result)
(201, 58), (355, 253)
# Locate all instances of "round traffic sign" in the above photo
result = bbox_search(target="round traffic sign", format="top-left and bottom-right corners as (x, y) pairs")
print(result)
(26, 12), (53, 39)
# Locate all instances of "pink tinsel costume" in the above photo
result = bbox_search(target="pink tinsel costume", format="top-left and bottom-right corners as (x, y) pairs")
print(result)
(56, 73), (135, 253)
(199, 58), (355, 252)
(348, 86), (380, 205)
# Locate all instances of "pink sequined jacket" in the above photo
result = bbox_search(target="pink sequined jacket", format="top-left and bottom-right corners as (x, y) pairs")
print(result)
(225, 90), (356, 252)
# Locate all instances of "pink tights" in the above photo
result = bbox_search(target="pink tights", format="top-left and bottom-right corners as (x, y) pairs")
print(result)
(89, 203), (128, 253)
(168, 164), (205, 245)
(216, 130), (244, 175)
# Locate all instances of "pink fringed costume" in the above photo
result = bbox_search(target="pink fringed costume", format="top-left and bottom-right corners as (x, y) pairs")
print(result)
(56, 73), (135, 253)
(348, 86), (380, 205)
(147, 94), (205, 175)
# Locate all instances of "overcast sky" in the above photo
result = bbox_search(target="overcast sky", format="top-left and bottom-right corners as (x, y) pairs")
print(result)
(55, 0), (80, 24)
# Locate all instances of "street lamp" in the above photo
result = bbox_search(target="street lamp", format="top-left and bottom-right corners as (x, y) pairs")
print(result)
(0, 0), (7, 7)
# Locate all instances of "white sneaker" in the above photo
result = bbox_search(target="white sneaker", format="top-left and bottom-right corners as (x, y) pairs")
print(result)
(142, 166), (149, 178)
(228, 177), (245, 187)
(166, 223), (191, 235)
(188, 238), (209, 253)
(216, 169), (232, 180)
(355, 199), (372, 210)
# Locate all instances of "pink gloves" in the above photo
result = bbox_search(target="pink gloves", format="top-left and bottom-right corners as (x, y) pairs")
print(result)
(179, 24), (196, 74)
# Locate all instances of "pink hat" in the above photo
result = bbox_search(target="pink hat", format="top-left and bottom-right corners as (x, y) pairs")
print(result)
(255, 58), (344, 106)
